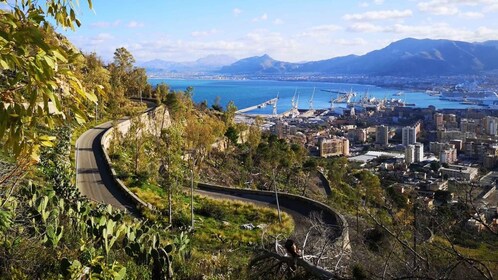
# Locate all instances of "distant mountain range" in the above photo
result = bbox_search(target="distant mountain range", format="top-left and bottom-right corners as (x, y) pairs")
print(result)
(137, 54), (237, 74)
(141, 38), (498, 77)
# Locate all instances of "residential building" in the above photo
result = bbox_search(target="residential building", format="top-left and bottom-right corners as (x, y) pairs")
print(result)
(440, 164), (479, 181)
(434, 113), (444, 129)
(319, 137), (350, 158)
(376, 125), (389, 146)
(402, 126), (416, 146)
(440, 148), (457, 164)
(414, 142), (424, 162)
(405, 144), (415, 164)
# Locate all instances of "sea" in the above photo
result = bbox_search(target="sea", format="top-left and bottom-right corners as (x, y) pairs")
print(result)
(149, 79), (478, 114)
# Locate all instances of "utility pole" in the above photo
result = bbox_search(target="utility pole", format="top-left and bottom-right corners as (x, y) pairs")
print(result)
(273, 168), (282, 223)
(190, 169), (194, 229)
(413, 196), (417, 270)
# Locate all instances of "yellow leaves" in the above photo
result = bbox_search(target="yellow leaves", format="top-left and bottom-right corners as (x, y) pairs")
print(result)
(39, 135), (56, 141)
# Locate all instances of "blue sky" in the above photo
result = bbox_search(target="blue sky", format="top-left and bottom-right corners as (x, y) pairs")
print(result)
(51, 0), (498, 62)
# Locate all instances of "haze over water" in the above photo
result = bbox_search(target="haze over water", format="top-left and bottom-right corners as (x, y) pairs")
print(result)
(150, 79), (477, 114)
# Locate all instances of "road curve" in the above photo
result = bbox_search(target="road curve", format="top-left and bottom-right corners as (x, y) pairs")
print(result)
(75, 118), (137, 213)
(75, 106), (345, 242)
(195, 184), (344, 239)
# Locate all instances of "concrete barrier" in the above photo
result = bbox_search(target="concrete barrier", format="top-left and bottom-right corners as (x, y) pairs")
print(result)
(100, 106), (171, 211)
(98, 105), (348, 249)
(197, 182), (350, 250)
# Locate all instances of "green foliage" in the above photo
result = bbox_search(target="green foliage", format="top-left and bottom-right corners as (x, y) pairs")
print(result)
(0, 0), (97, 160)
(386, 187), (407, 209)
(225, 125), (239, 146)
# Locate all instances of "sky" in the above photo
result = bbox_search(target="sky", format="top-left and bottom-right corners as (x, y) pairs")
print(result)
(35, 0), (498, 62)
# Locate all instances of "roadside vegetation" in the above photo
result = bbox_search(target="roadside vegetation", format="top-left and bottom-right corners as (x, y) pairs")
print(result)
(1, 0), (496, 279)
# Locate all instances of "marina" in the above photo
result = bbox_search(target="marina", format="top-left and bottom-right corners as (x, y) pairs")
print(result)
(149, 79), (484, 115)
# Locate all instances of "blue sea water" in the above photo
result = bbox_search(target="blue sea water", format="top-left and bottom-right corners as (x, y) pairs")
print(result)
(149, 79), (476, 114)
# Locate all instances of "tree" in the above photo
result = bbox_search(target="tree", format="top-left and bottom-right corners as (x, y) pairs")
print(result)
(212, 96), (223, 111)
(159, 123), (185, 226)
(130, 67), (148, 100)
(109, 47), (135, 98)
(224, 126), (239, 148)
(183, 112), (224, 228)
(0, 0), (97, 162)
(223, 100), (237, 126)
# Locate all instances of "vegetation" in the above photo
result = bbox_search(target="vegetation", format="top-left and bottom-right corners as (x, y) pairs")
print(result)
(1, 0), (496, 279)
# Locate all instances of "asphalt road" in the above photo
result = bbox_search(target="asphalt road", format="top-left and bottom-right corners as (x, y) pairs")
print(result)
(75, 119), (136, 213)
(75, 103), (342, 239)
(195, 186), (342, 238)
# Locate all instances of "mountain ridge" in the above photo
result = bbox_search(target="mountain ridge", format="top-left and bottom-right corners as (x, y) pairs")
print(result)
(218, 38), (498, 77)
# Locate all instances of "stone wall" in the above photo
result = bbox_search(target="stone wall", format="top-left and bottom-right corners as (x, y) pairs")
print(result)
(100, 106), (171, 210)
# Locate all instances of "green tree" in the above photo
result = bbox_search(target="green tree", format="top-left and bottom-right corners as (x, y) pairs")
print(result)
(159, 123), (185, 225)
(0, 0), (97, 161)
(130, 67), (148, 99)
(224, 126), (239, 147)
(109, 47), (135, 98)
(211, 96), (223, 112)
(223, 101), (237, 126)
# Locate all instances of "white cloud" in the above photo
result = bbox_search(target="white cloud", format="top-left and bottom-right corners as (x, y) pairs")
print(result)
(191, 29), (218, 37)
(418, 1), (459, 15)
(359, 2), (369, 8)
(300, 24), (342, 37)
(127, 21), (144, 28)
(458, 12), (484, 19)
(333, 38), (368, 46)
(90, 33), (113, 45)
(348, 22), (383, 32)
(273, 18), (284, 25)
(417, 0), (497, 16)
(483, 4), (498, 13)
(343, 9), (413, 21)
(346, 21), (498, 42)
(373, 0), (384, 4)
(252, 13), (268, 22)
(233, 8), (242, 16)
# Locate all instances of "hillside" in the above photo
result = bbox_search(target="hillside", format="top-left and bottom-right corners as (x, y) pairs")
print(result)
(219, 38), (498, 76)
(138, 54), (237, 73)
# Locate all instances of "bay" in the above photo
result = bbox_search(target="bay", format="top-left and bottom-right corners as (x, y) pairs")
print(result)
(149, 79), (477, 114)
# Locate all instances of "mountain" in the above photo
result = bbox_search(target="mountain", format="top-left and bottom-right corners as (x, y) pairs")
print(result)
(137, 54), (237, 73)
(219, 54), (298, 74)
(195, 54), (237, 67)
(219, 38), (498, 77)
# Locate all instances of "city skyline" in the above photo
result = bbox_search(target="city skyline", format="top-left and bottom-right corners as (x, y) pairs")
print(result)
(4, 0), (498, 63)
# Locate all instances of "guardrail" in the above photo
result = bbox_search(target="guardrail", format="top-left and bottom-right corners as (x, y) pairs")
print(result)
(98, 105), (348, 249)
(99, 107), (168, 211)
(197, 182), (350, 250)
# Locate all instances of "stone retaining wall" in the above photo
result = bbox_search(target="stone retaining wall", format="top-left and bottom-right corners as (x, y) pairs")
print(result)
(100, 106), (171, 211)
(197, 182), (350, 250)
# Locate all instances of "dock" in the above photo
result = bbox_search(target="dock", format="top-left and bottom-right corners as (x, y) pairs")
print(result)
(236, 98), (278, 113)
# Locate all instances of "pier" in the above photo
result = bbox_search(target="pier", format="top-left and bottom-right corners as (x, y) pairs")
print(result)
(235, 98), (278, 113)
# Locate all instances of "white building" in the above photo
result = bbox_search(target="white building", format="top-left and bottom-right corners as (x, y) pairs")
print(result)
(440, 165), (479, 181)
(414, 142), (424, 162)
(402, 126), (416, 146)
(440, 148), (457, 164)
(376, 125), (389, 146)
(405, 144), (415, 164)
(489, 118), (497, 136)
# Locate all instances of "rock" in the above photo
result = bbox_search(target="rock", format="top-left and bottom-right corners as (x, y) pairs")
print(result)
(240, 223), (255, 230)
(222, 221), (230, 227)
(255, 223), (267, 230)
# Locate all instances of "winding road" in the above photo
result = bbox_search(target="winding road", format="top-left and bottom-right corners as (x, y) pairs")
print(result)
(75, 118), (136, 213)
(75, 108), (345, 240)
